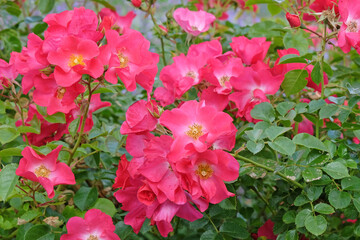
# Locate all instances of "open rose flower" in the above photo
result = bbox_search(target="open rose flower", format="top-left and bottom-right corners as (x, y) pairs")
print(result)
(16, 146), (75, 198)
(60, 209), (120, 240)
(173, 8), (216, 36)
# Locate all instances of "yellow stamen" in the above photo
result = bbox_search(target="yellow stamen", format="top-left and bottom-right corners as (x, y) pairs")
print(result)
(87, 235), (98, 240)
(186, 123), (203, 140)
(195, 163), (213, 180)
(56, 87), (66, 99)
(185, 71), (196, 79)
(34, 165), (50, 178)
(219, 75), (230, 87)
(68, 54), (85, 67)
(347, 21), (358, 32)
(117, 52), (129, 68)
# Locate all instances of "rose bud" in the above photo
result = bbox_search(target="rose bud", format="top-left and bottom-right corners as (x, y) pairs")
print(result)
(286, 12), (301, 28)
(131, 0), (142, 7)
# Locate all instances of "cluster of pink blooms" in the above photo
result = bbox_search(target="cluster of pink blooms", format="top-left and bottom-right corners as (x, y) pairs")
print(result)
(0, 7), (159, 147)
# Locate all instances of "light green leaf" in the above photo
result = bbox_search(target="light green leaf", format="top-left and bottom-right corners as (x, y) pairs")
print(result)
(0, 164), (19, 202)
(328, 189), (351, 209)
(293, 133), (328, 151)
(314, 203), (334, 214)
(281, 69), (308, 96)
(304, 215), (327, 236)
(322, 162), (349, 179)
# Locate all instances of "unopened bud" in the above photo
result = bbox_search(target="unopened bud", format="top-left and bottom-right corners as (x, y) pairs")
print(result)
(131, 0), (142, 7)
(286, 12), (301, 28)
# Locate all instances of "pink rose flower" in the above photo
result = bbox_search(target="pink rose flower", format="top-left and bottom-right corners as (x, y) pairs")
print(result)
(16, 146), (75, 198)
(173, 8), (215, 36)
(61, 209), (120, 240)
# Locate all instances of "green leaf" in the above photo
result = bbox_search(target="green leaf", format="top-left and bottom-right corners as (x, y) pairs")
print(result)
(276, 102), (296, 116)
(319, 104), (339, 119)
(304, 215), (327, 236)
(105, 135), (120, 154)
(44, 112), (66, 124)
(268, 136), (296, 156)
(281, 69), (308, 96)
(353, 198), (360, 213)
(285, 230), (299, 240)
(293, 133), (328, 151)
(73, 187), (98, 211)
(0, 147), (24, 157)
(20, 209), (41, 222)
(0, 164), (19, 202)
(245, 0), (278, 6)
(282, 210), (296, 224)
(250, 102), (275, 122)
(68, 117), (80, 137)
(200, 230), (222, 240)
(267, 4), (282, 15)
(219, 198), (236, 210)
(341, 177), (360, 191)
(245, 129), (264, 142)
(219, 219), (250, 239)
(302, 168), (322, 182)
(308, 99), (326, 113)
(265, 126), (292, 141)
(295, 209), (311, 228)
(279, 54), (307, 64)
(91, 0), (116, 10)
(314, 203), (335, 214)
(5, 2), (21, 16)
(322, 162), (349, 179)
(17, 126), (40, 134)
(328, 189), (351, 209)
(247, 140), (264, 154)
(0, 125), (19, 144)
(39, 0), (55, 14)
(283, 31), (309, 56)
(306, 186), (323, 201)
(294, 194), (309, 206)
(24, 225), (51, 240)
(91, 198), (117, 217)
(311, 62), (322, 85)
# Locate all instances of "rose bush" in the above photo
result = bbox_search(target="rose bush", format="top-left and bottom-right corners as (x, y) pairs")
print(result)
(0, 0), (360, 239)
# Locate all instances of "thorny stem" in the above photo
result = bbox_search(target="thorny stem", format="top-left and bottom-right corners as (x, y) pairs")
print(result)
(231, 153), (304, 189)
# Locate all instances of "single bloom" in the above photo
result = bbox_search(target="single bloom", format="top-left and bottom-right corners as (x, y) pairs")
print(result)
(0, 58), (18, 89)
(16, 145), (75, 198)
(47, 35), (103, 87)
(100, 29), (159, 95)
(176, 149), (239, 204)
(338, 0), (360, 54)
(60, 209), (120, 240)
(173, 8), (216, 36)
(230, 36), (271, 65)
(98, 8), (136, 34)
(159, 100), (237, 155)
(120, 100), (159, 135)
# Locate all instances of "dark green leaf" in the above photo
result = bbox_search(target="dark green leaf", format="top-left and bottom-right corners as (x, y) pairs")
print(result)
(319, 104), (339, 119)
(293, 133), (328, 151)
(24, 225), (51, 240)
(0, 164), (19, 202)
(295, 209), (311, 228)
(91, 198), (117, 217)
(73, 187), (98, 211)
(250, 102), (275, 122)
(304, 215), (327, 236)
(0, 125), (19, 144)
(44, 112), (66, 123)
(219, 219), (250, 239)
(314, 203), (335, 214)
(322, 162), (349, 179)
(341, 177), (360, 191)
(302, 168), (322, 182)
(281, 69), (308, 96)
(311, 62), (322, 85)
(279, 54), (307, 64)
(282, 210), (296, 224)
(328, 189), (351, 209)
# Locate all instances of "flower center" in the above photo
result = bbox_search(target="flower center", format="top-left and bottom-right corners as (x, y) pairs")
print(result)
(56, 87), (66, 99)
(195, 163), (213, 180)
(34, 165), (50, 178)
(219, 75), (230, 87)
(191, 26), (199, 31)
(117, 52), (129, 68)
(185, 71), (196, 79)
(87, 235), (98, 240)
(186, 123), (204, 140)
(347, 21), (358, 32)
(68, 54), (85, 67)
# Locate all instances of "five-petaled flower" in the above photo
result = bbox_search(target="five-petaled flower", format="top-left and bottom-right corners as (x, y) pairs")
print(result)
(16, 145), (75, 198)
